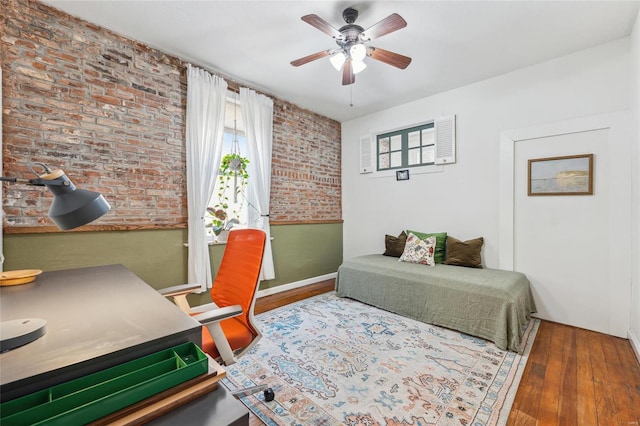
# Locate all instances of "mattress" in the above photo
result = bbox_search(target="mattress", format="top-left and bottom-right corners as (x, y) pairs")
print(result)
(335, 254), (536, 353)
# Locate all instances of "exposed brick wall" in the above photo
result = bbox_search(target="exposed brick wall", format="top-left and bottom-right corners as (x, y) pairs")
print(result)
(1, 0), (341, 229)
(272, 101), (341, 222)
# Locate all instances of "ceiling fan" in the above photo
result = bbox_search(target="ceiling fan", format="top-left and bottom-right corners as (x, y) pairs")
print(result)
(291, 7), (412, 85)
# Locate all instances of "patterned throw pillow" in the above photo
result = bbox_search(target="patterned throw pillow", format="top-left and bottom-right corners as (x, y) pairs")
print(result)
(406, 229), (447, 264)
(399, 233), (436, 266)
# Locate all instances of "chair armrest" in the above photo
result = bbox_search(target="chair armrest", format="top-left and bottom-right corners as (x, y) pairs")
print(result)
(158, 283), (201, 314)
(158, 283), (201, 297)
(192, 304), (243, 324)
(190, 301), (219, 314)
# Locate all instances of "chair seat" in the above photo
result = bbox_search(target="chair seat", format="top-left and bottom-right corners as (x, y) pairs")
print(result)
(201, 316), (255, 359)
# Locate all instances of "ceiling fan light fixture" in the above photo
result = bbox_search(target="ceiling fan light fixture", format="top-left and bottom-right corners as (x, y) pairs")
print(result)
(292, 8), (411, 85)
(350, 43), (366, 62)
(330, 51), (346, 70)
(352, 59), (367, 74)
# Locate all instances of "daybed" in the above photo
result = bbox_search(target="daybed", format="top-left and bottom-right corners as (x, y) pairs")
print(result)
(335, 254), (536, 353)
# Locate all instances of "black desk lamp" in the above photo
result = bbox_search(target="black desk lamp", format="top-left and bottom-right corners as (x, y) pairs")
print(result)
(0, 163), (111, 351)
(1, 163), (111, 230)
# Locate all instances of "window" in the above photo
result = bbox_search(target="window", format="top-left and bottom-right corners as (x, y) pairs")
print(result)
(206, 95), (249, 238)
(377, 123), (435, 171)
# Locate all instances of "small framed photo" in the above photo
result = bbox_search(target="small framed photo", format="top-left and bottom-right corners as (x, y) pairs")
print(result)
(528, 154), (593, 196)
(396, 169), (410, 181)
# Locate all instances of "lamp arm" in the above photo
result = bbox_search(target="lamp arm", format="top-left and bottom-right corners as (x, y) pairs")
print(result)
(0, 176), (70, 187)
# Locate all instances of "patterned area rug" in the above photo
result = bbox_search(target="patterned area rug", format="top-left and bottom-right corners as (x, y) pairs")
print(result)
(222, 292), (539, 425)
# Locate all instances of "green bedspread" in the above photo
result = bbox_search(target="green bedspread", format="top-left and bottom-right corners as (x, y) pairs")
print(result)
(335, 254), (536, 353)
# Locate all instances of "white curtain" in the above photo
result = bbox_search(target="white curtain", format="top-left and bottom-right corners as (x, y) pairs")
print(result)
(240, 87), (275, 280)
(186, 64), (228, 292)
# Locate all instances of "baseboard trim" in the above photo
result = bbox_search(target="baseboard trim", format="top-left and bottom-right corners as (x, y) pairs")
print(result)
(629, 328), (640, 366)
(257, 273), (337, 299)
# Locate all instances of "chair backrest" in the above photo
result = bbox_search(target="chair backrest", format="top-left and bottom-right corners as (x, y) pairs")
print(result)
(210, 228), (266, 337)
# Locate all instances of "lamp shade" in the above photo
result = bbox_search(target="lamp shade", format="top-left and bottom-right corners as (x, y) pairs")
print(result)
(352, 59), (367, 74)
(330, 51), (346, 71)
(350, 43), (366, 62)
(41, 169), (111, 230)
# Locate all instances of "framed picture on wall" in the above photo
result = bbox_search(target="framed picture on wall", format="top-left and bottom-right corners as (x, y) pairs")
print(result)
(396, 170), (410, 181)
(528, 154), (593, 196)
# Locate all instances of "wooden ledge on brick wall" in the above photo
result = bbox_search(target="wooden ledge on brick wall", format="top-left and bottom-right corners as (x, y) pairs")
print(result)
(3, 223), (188, 234)
(269, 220), (343, 226)
(3, 221), (342, 234)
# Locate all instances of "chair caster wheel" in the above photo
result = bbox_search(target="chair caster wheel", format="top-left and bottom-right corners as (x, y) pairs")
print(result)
(263, 388), (275, 402)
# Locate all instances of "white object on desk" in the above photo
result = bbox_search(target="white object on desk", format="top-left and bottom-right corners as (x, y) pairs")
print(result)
(0, 318), (47, 352)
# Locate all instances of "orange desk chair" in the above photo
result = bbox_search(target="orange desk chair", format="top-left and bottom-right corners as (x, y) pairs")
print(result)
(160, 228), (266, 367)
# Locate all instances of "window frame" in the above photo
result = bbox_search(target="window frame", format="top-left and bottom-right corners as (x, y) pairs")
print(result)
(376, 122), (435, 172)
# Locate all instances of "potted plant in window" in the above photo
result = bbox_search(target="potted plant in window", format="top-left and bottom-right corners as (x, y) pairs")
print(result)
(208, 153), (249, 242)
(218, 153), (249, 201)
(206, 207), (239, 242)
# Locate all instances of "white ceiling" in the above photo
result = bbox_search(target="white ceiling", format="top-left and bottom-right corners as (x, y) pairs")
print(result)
(42, 1), (640, 122)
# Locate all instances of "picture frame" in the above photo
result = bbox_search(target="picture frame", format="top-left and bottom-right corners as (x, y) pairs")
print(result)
(528, 154), (593, 196)
(396, 169), (410, 181)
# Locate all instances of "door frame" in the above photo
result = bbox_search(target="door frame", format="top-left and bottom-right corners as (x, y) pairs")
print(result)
(498, 111), (632, 337)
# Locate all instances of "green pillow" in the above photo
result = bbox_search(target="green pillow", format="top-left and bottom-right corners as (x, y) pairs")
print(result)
(406, 230), (447, 264)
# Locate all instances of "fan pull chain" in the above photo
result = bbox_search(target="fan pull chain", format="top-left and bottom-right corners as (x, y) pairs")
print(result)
(232, 91), (240, 157)
(350, 85), (354, 107)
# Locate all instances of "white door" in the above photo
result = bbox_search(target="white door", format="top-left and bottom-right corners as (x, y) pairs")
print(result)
(500, 112), (631, 338)
(514, 130), (609, 333)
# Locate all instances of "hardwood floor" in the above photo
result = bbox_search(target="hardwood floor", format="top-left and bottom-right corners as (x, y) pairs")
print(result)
(508, 320), (640, 425)
(252, 280), (640, 425)
(254, 279), (335, 315)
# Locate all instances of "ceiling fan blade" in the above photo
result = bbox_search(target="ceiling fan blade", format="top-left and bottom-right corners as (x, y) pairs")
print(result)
(368, 47), (412, 69)
(301, 14), (342, 38)
(342, 60), (355, 85)
(362, 13), (407, 41)
(291, 50), (332, 67)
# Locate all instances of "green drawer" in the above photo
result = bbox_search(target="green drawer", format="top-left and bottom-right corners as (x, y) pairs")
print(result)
(1, 342), (208, 425)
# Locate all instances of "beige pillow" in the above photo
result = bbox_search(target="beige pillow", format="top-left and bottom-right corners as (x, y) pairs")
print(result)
(399, 233), (436, 266)
(444, 236), (484, 268)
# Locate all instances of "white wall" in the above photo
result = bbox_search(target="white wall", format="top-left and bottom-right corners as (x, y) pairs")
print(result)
(630, 9), (640, 358)
(342, 38), (631, 267)
(342, 38), (635, 337)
